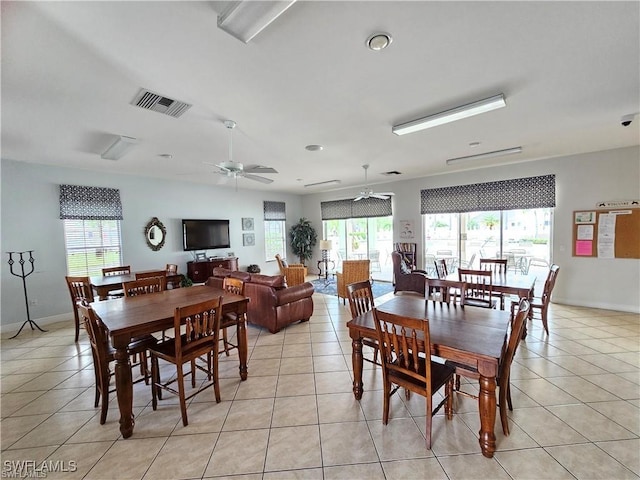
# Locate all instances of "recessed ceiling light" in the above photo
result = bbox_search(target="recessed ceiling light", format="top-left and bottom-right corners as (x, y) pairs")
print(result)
(469, 142), (481, 148)
(366, 32), (392, 51)
(158, 153), (173, 159)
(305, 144), (324, 152)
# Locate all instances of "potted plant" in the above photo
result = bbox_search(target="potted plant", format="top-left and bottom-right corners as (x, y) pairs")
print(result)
(247, 264), (261, 273)
(289, 217), (317, 266)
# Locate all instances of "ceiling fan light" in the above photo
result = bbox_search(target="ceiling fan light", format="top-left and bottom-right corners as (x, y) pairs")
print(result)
(392, 94), (506, 136)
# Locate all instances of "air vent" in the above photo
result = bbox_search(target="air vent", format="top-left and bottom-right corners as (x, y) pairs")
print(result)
(382, 170), (402, 176)
(131, 89), (192, 118)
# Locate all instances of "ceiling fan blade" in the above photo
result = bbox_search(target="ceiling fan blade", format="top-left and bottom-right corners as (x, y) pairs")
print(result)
(377, 192), (395, 196)
(243, 174), (274, 184)
(370, 193), (389, 200)
(244, 165), (278, 174)
(353, 195), (364, 201)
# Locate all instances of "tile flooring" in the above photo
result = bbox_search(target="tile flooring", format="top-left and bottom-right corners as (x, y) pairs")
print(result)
(1, 290), (639, 479)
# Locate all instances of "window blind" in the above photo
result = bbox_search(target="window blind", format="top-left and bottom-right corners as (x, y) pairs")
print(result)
(420, 174), (555, 214)
(263, 201), (286, 220)
(59, 185), (123, 220)
(321, 197), (392, 220)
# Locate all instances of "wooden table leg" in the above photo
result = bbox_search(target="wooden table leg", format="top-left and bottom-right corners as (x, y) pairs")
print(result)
(351, 336), (363, 400)
(477, 372), (497, 458)
(112, 337), (134, 438)
(237, 313), (248, 381)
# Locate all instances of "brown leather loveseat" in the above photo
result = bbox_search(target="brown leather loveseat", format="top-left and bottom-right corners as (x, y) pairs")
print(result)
(206, 268), (314, 333)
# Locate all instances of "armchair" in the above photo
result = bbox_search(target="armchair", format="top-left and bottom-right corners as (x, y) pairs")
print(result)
(391, 251), (430, 296)
(336, 260), (370, 304)
(275, 254), (306, 286)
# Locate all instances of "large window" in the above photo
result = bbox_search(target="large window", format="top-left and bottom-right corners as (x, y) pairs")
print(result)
(64, 219), (123, 276)
(264, 201), (286, 261)
(59, 184), (124, 276)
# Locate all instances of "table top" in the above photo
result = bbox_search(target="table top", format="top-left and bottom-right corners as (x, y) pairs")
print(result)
(90, 270), (182, 288)
(348, 295), (511, 363)
(91, 285), (247, 338)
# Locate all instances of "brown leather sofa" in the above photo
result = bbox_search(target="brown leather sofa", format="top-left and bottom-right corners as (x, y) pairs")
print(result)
(391, 251), (430, 296)
(206, 268), (314, 333)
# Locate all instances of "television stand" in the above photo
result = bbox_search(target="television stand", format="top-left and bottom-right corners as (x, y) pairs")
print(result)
(187, 257), (238, 283)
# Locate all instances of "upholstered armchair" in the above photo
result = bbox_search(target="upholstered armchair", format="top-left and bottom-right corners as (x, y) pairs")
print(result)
(275, 254), (306, 286)
(336, 259), (370, 304)
(391, 251), (430, 296)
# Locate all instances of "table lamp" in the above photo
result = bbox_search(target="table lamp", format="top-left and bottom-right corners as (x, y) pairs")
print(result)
(319, 240), (332, 261)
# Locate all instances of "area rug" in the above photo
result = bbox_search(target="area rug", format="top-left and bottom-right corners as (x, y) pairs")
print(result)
(310, 278), (394, 299)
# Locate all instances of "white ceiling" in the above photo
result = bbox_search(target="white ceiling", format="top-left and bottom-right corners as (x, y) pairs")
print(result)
(2, 1), (639, 195)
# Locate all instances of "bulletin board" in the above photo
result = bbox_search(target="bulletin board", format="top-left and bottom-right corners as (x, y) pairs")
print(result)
(572, 208), (640, 259)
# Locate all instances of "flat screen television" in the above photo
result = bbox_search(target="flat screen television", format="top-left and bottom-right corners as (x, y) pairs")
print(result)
(182, 219), (231, 251)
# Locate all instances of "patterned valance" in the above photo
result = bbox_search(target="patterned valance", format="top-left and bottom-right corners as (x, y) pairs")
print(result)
(59, 185), (123, 220)
(420, 174), (555, 214)
(321, 197), (392, 220)
(264, 201), (286, 220)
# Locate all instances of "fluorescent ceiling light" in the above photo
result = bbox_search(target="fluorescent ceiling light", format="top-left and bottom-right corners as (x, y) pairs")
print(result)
(446, 147), (523, 165)
(218, 1), (297, 43)
(304, 179), (341, 188)
(101, 135), (138, 160)
(392, 94), (506, 136)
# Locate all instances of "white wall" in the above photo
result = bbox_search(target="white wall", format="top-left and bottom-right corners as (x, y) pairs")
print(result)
(302, 146), (640, 313)
(0, 159), (303, 329)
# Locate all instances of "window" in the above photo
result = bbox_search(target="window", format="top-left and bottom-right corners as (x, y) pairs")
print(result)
(59, 184), (124, 276)
(264, 201), (286, 261)
(63, 219), (123, 276)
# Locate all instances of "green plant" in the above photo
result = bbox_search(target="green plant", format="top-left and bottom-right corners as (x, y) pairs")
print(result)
(180, 276), (194, 288)
(289, 217), (317, 265)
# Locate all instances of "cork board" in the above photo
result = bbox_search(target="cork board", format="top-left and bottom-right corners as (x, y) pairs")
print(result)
(573, 208), (640, 259)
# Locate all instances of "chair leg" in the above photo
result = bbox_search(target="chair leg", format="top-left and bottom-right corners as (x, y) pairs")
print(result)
(541, 306), (550, 335)
(222, 327), (230, 356)
(499, 386), (510, 436)
(99, 370), (109, 425)
(425, 395), (433, 450)
(445, 379), (453, 420)
(151, 355), (159, 410)
(74, 310), (80, 343)
(177, 363), (188, 426)
(212, 352), (221, 403)
(191, 359), (197, 388)
(382, 379), (391, 425)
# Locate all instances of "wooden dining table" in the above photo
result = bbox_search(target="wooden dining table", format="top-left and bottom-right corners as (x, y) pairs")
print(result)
(347, 295), (511, 458)
(91, 285), (249, 438)
(90, 270), (184, 300)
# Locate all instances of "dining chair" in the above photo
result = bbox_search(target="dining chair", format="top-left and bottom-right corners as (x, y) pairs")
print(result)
(445, 298), (531, 436)
(479, 258), (508, 308)
(426, 278), (466, 306)
(149, 296), (224, 426)
(457, 268), (497, 309)
(220, 277), (244, 356)
(135, 270), (168, 281)
(347, 280), (379, 366)
(373, 307), (454, 449)
(76, 301), (158, 424)
(102, 265), (131, 298)
(65, 276), (95, 342)
(123, 276), (166, 297)
(369, 250), (381, 273)
(459, 252), (477, 270)
(511, 264), (559, 335)
(434, 258), (448, 279)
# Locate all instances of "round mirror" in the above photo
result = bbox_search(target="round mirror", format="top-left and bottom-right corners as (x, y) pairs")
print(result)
(145, 217), (166, 251)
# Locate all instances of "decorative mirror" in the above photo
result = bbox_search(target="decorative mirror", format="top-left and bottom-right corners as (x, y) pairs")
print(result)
(145, 217), (166, 251)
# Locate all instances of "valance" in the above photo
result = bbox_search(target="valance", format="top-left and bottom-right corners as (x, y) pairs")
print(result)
(59, 185), (123, 220)
(321, 197), (392, 220)
(263, 201), (286, 220)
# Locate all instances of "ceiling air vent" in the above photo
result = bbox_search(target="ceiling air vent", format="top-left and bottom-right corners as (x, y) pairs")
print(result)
(131, 89), (192, 118)
(381, 170), (402, 176)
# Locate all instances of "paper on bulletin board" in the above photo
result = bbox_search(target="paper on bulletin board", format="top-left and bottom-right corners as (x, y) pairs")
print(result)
(575, 211), (596, 224)
(576, 224), (594, 240)
(597, 213), (616, 258)
(575, 240), (593, 256)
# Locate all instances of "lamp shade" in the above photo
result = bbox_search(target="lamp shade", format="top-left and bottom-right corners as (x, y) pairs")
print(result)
(319, 240), (332, 251)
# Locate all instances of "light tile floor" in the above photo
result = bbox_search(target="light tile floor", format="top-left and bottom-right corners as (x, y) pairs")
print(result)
(1, 291), (639, 479)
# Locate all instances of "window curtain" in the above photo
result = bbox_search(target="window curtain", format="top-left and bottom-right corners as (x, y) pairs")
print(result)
(263, 201), (286, 220)
(420, 174), (555, 214)
(59, 185), (123, 220)
(321, 197), (392, 220)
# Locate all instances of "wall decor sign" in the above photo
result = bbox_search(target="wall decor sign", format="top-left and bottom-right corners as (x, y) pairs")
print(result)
(243, 233), (255, 246)
(242, 217), (254, 231)
(399, 220), (414, 239)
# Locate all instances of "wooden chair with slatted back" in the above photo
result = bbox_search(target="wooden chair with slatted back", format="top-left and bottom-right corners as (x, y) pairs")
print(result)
(123, 276), (166, 297)
(102, 265), (131, 276)
(479, 258), (508, 308)
(149, 296), (224, 426)
(77, 301), (157, 424)
(457, 268), (496, 309)
(426, 278), (466, 306)
(434, 259), (448, 279)
(347, 280), (379, 365)
(373, 308), (455, 449)
(135, 270), (167, 281)
(511, 264), (559, 335)
(65, 276), (95, 342)
(445, 299), (530, 436)
(220, 277), (244, 356)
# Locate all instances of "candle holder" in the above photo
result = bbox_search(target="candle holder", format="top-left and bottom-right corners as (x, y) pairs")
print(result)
(7, 251), (46, 338)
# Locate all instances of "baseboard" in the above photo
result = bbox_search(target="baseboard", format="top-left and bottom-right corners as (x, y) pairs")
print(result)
(0, 313), (72, 335)
(552, 297), (640, 314)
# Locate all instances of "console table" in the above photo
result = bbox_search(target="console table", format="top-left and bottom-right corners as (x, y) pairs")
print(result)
(187, 257), (238, 283)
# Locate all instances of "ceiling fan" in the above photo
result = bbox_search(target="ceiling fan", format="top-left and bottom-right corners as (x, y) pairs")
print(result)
(204, 120), (278, 185)
(354, 164), (395, 201)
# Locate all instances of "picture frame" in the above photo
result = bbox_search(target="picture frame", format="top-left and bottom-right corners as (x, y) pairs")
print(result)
(242, 217), (254, 231)
(194, 251), (207, 261)
(243, 233), (255, 246)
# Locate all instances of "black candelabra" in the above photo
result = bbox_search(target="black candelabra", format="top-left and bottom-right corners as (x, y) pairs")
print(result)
(7, 251), (46, 338)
